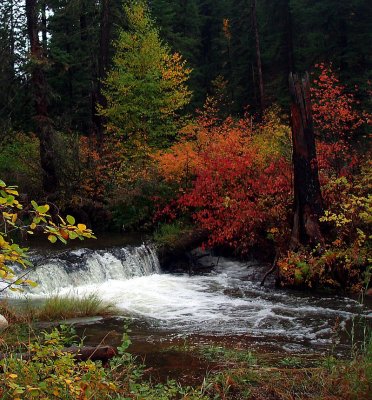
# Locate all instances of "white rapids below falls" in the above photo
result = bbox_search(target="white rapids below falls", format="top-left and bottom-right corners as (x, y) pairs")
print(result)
(8, 244), (372, 353)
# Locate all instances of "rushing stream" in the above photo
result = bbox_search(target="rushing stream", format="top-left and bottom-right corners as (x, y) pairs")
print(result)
(6, 243), (372, 355)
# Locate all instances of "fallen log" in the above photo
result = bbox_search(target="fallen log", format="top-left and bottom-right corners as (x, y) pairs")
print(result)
(0, 345), (117, 363)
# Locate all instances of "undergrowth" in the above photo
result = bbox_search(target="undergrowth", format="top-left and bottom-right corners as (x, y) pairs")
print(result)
(0, 320), (371, 399)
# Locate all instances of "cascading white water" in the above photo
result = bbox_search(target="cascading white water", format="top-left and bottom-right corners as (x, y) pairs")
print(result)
(7, 245), (371, 353)
(25, 244), (160, 294)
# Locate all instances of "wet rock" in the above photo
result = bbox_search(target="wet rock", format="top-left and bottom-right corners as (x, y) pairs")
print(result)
(0, 314), (8, 331)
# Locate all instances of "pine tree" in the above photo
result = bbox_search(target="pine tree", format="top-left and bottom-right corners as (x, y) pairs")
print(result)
(47, 0), (100, 133)
(151, 0), (203, 105)
(291, 0), (372, 95)
(0, 0), (31, 135)
(26, 0), (59, 193)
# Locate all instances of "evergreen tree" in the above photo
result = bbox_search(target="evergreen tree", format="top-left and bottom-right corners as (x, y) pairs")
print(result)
(258, 0), (294, 106)
(47, 0), (100, 134)
(0, 0), (31, 135)
(151, 0), (203, 105)
(99, 1), (192, 149)
(228, 0), (256, 112)
(291, 0), (372, 97)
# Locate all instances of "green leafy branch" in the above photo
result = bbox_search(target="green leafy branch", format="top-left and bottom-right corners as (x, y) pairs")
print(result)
(0, 179), (96, 293)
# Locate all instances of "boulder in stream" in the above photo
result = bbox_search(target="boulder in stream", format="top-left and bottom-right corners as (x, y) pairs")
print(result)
(0, 314), (8, 331)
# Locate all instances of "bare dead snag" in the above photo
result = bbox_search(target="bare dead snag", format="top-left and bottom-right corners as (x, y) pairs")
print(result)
(289, 73), (324, 249)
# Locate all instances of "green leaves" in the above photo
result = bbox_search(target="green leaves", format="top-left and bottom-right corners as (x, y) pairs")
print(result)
(1, 180), (95, 293)
(48, 235), (57, 244)
(100, 1), (191, 149)
(66, 215), (75, 225)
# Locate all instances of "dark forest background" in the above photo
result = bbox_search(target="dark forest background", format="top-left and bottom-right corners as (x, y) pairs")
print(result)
(1, 0), (371, 138)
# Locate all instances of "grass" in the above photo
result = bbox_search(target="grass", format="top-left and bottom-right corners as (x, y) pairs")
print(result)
(1, 320), (371, 399)
(1, 299), (371, 399)
(198, 345), (258, 366)
(153, 221), (193, 248)
(37, 293), (116, 321)
(0, 293), (116, 324)
(1, 294), (117, 349)
(197, 341), (372, 399)
(158, 338), (372, 399)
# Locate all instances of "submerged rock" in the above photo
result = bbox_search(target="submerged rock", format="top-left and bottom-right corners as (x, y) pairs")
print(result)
(0, 314), (8, 331)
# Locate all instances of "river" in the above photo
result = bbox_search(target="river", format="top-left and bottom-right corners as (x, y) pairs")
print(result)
(6, 241), (371, 360)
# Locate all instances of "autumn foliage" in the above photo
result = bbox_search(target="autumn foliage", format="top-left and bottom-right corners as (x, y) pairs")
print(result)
(155, 106), (292, 253)
(154, 65), (370, 291)
(276, 64), (371, 291)
(311, 63), (367, 140)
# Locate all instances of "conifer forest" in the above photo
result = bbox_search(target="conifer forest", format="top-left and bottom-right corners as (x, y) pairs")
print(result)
(0, 1), (371, 399)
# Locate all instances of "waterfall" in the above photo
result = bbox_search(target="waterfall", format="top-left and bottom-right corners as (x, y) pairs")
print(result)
(24, 245), (160, 294)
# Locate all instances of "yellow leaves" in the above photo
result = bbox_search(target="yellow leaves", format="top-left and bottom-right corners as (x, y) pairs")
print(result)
(1, 347), (120, 399)
(48, 234), (57, 244)
(0, 269), (8, 278)
(223, 196), (231, 208)
(0, 180), (95, 292)
(77, 223), (87, 231)
(320, 210), (352, 227)
(6, 189), (18, 196)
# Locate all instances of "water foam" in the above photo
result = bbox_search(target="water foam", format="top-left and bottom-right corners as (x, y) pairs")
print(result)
(24, 245), (160, 294)
(9, 247), (371, 351)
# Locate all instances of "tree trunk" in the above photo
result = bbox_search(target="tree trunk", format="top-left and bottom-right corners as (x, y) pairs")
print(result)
(91, 0), (110, 143)
(41, 0), (47, 52)
(26, 0), (58, 194)
(251, 0), (264, 115)
(285, 0), (295, 75)
(289, 73), (323, 249)
(9, 0), (15, 77)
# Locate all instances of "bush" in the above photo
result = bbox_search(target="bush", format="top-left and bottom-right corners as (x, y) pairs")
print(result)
(0, 328), (120, 399)
(278, 160), (372, 292)
(0, 133), (41, 196)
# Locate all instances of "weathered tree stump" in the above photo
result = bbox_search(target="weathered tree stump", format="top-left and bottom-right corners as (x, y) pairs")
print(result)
(289, 73), (323, 249)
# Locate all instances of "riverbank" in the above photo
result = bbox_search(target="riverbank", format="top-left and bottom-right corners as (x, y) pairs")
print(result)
(1, 317), (371, 399)
(1, 241), (371, 399)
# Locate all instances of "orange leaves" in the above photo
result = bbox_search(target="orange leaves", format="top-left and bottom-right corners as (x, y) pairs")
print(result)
(155, 109), (292, 253)
(154, 141), (197, 184)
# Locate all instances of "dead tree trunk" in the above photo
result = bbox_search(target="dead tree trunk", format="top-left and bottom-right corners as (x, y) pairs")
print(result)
(289, 73), (323, 249)
(251, 0), (264, 115)
(26, 0), (58, 194)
